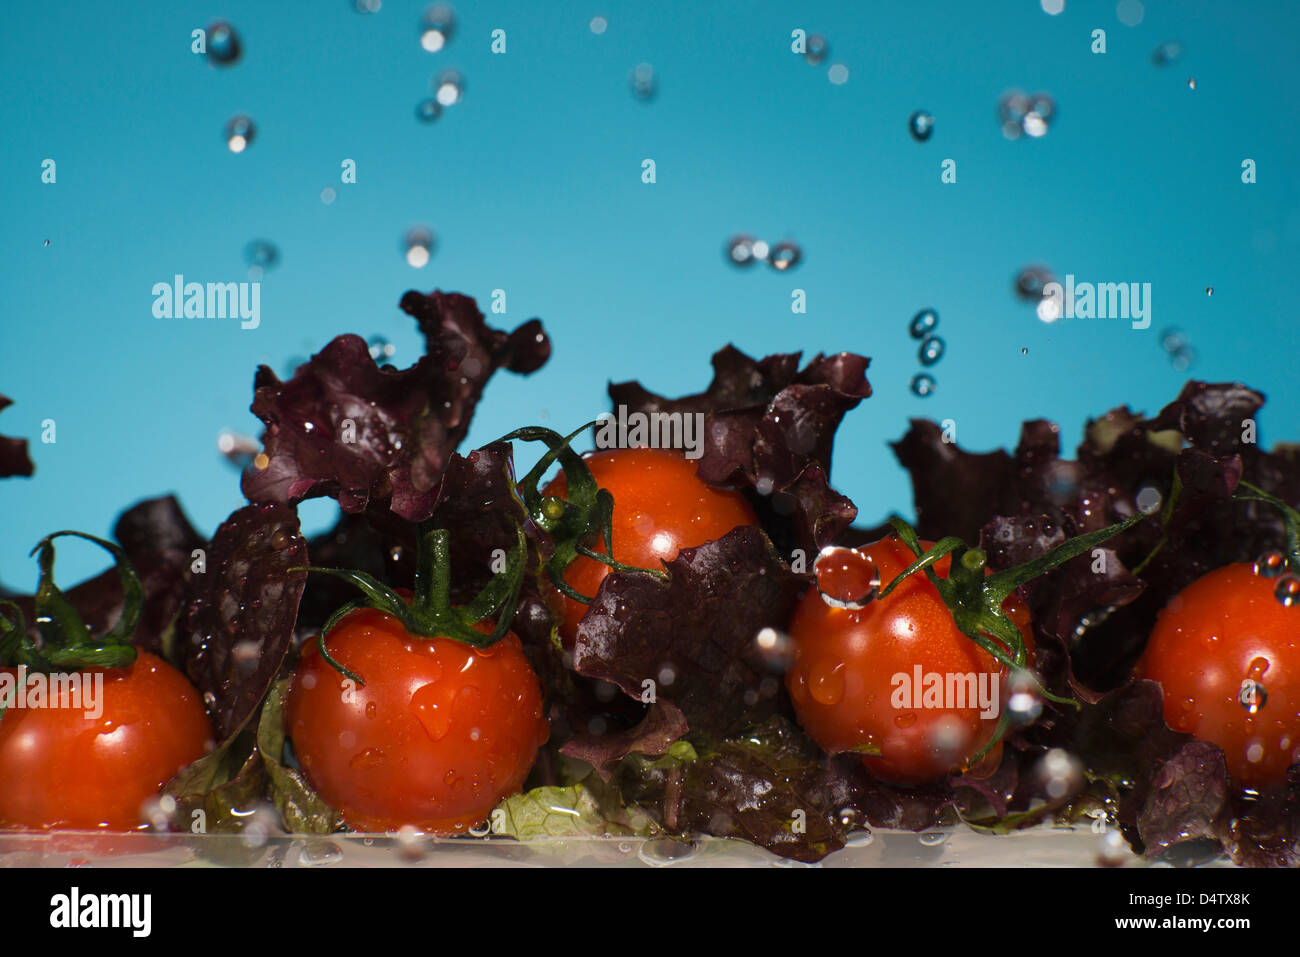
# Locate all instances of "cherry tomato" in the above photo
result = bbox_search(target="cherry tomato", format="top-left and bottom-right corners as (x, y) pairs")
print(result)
(1136, 561), (1300, 788)
(786, 536), (1033, 784)
(0, 651), (213, 830)
(286, 608), (549, 834)
(543, 447), (758, 641)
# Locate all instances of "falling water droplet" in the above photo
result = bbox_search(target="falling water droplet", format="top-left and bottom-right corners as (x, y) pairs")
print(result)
(827, 63), (849, 85)
(804, 34), (829, 66)
(629, 63), (657, 101)
(725, 235), (762, 268)
(755, 627), (794, 672)
(368, 336), (396, 361)
(224, 115), (256, 153)
(767, 240), (802, 272)
(415, 98), (443, 123)
(217, 430), (260, 469)
(909, 308), (938, 339)
(1187, 77), (1197, 90)
(911, 373), (937, 398)
(908, 110), (935, 141)
(1205, 286), (1214, 296)
(419, 3), (455, 52)
(1151, 40), (1184, 66)
(919, 335), (945, 366)
(589, 16), (608, 35)
(206, 21), (242, 66)
(244, 240), (279, 271)
(434, 69), (465, 106)
(403, 226), (435, 268)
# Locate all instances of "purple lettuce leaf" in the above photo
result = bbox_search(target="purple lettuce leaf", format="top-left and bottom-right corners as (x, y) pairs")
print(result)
(179, 503), (307, 741)
(1136, 740), (1230, 857)
(572, 525), (804, 739)
(0, 394), (34, 479)
(560, 700), (690, 780)
(242, 290), (550, 521)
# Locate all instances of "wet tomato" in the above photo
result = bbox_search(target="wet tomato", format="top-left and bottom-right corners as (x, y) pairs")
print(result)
(543, 446), (758, 641)
(0, 651), (213, 830)
(286, 608), (549, 834)
(786, 536), (1033, 784)
(1136, 560), (1300, 788)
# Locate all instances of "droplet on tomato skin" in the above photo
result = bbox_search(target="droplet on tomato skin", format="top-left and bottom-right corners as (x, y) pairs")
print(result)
(349, 747), (387, 770)
(1274, 574), (1300, 607)
(808, 661), (847, 705)
(411, 683), (454, 741)
(1253, 552), (1286, 578)
(365, 702), (377, 719)
(814, 547), (880, 609)
(894, 711), (918, 729)
(1239, 678), (1268, 714)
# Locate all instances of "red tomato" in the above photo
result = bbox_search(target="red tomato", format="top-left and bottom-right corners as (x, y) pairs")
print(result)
(286, 608), (549, 834)
(1137, 561), (1300, 788)
(0, 651), (213, 830)
(543, 446), (758, 642)
(786, 536), (1033, 784)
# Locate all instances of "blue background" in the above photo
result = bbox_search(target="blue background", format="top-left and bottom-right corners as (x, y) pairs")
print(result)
(3, 0), (1297, 587)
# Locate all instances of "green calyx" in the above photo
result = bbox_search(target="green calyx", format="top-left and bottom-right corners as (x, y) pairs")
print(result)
(496, 423), (667, 604)
(294, 522), (529, 686)
(877, 508), (1154, 761)
(0, 531), (140, 674)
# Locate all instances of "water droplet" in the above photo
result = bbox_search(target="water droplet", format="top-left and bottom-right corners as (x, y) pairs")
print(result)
(804, 34), (829, 66)
(217, 430), (260, 470)
(755, 627), (794, 672)
(232, 640), (260, 672)
(468, 819), (493, 837)
(1015, 265), (1056, 301)
(911, 373), (936, 398)
(415, 98), (443, 123)
(298, 840), (344, 866)
(434, 69), (464, 106)
(637, 838), (698, 866)
(1275, 574), (1300, 607)
(349, 747), (387, 770)
(1204, 286), (1214, 296)
(1186, 77), (1196, 91)
(419, 3), (455, 52)
(999, 90), (1054, 139)
(918, 335), (945, 366)
(894, 712), (918, 729)
(1020, 347), (1029, 356)
(1151, 40), (1183, 66)
(767, 240), (802, 272)
(844, 828), (874, 848)
(908, 110), (934, 141)
(725, 234), (762, 268)
(827, 63), (849, 85)
(412, 682), (454, 741)
(404, 226), (435, 268)
(1006, 671), (1042, 725)
(917, 830), (948, 847)
(629, 63), (657, 101)
(1136, 485), (1163, 514)
(320, 187), (336, 205)
(368, 336), (396, 361)
(589, 16), (608, 35)
(243, 239), (279, 271)
(1116, 0), (1145, 28)
(909, 308), (938, 339)
(224, 115), (255, 153)
(1035, 747), (1083, 799)
(206, 21), (242, 67)
(808, 661), (847, 706)
(1254, 552), (1286, 577)
(1239, 679), (1267, 714)
(814, 547), (880, 609)
(1040, 0), (1065, 15)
